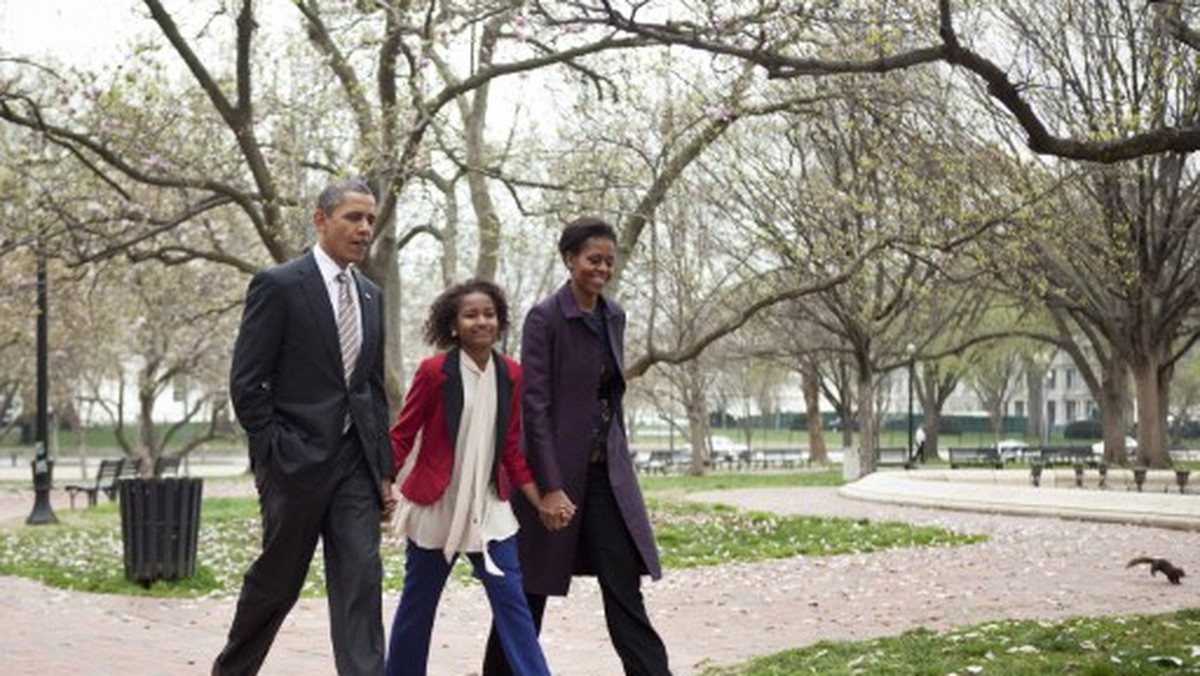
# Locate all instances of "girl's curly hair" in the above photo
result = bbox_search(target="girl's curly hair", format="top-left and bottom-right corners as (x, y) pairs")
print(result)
(422, 279), (510, 349)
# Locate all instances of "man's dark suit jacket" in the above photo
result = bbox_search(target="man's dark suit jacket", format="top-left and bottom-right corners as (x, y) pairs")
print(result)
(230, 251), (394, 490)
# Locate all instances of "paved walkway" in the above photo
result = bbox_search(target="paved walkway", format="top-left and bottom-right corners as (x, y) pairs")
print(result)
(1, 471), (1198, 675)
(843, 467), (1200, 530)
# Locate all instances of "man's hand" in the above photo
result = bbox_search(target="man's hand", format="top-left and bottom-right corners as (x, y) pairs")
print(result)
(380, 479), (397, 523)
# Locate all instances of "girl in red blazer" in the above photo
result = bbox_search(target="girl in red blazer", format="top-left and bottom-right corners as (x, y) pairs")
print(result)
(385, 280), (560, 676)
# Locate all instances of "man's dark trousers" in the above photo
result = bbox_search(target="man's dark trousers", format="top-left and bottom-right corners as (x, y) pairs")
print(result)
(213, 431), (383, 675)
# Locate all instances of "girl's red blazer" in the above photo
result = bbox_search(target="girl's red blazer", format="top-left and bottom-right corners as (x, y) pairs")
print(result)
(389, 348), (533, 505)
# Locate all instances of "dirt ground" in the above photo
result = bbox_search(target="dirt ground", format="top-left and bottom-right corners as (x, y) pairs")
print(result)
(0, 483), (1197, 675)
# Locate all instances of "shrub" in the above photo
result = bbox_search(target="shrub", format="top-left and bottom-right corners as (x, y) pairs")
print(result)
(1063, 419), (1103, 439)
(936, 418), (961, 435)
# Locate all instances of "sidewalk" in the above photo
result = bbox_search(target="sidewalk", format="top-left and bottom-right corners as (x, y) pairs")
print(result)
(0, 456), (248, 483)
(841, 467), (1200, 531)
(1, 473), (1198, 675)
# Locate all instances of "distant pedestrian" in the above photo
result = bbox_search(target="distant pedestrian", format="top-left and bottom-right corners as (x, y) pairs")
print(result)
(915, 425), (927, 463)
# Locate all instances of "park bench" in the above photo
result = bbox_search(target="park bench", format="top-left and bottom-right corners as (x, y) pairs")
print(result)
(708, 451), (738, 471)
(748, 448), (807, 470)
(64, 458), (138, 509)
(947, 446), (1004, 469)
(1036, 445), (1098, 468)
(153, 454), (182, 477)
(876, 446), (914, 469)
(634, 450), (677, 474)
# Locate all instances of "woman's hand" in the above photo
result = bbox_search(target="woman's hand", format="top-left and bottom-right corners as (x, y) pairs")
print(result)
(539, 489), (576, 531)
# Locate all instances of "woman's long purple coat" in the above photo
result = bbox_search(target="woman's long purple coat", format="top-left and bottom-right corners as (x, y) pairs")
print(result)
(512, 283), (662, 596)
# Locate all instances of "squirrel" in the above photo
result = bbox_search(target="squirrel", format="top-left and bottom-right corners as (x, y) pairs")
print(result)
(1126, 557), (1185, 585)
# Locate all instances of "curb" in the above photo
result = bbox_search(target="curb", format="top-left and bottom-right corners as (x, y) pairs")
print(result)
(839, 469), (1200, 531)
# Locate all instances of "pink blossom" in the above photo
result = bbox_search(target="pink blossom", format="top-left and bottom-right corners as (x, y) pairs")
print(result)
(141, 153), (170, 172)
(705, 103), (733, 122)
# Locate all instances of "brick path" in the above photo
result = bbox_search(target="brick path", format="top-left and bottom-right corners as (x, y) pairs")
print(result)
(1, 482), (1198, 675)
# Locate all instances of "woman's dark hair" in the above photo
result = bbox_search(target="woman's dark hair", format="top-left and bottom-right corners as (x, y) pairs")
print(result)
(422, 279), (510, 349)
(558, 216), (617, 258)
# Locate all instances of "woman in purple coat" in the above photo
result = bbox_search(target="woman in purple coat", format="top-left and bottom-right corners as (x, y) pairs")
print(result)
(483, 217), (671, 675)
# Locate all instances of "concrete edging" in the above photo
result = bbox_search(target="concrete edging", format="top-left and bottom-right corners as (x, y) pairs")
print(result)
(838, 468), (1200, 531)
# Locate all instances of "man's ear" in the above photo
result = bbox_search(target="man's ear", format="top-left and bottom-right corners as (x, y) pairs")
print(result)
(313, 207), (328, 232)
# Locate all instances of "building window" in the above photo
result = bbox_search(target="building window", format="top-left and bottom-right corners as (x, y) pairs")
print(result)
(1066, 399), (1078, 422)
(1046, 369), (1056, 390)
(1066, 368), (1076, 389)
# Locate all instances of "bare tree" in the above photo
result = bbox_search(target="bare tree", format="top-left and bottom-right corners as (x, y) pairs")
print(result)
(568, 0), (1200, 162)
(960, 0), (1200, 466)
(696, 69), (1016, 476)
(0, 0), (657, 406)
(967, 345), (1021, 444)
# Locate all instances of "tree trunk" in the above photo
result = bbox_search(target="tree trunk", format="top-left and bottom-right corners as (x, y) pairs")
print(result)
(855, 364), (877, 477)
(924, 407), (943, 461)
(377, 229), (405, 414)
(914, 365), (944, 462)
(682, 361), (709, 476)
(802, 357), (828, 464)
(1026, 368), (1045, 441)
(465, 82), (501, 282)
(988, 408), (1003, 445)
(1130, 351), (1172, 468)
(1099, 354), (1129, 465)
(137, 382), (156, 477)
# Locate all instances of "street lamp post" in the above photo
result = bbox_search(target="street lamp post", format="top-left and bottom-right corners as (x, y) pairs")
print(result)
(906, 343), (916, 464)
(27, 235), (57, 525)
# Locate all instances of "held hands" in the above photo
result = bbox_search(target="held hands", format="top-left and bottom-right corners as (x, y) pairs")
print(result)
(538, 489), (576, 531)
(380, 479), (398, 523)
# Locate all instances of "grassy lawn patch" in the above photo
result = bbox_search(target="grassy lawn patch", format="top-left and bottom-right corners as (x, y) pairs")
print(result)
(701, 610), (1200, 675)
(650, 499), (982, 568)
(0, 499), (228, 597)
(0, 475), (980, 599)
(637, 468), (844, 494)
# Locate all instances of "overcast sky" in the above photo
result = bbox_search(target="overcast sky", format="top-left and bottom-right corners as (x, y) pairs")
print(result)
(0, 1), (146, 68)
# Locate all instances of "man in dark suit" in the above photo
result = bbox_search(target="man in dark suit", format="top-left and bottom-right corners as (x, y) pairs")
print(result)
(213, 178), (397, 675)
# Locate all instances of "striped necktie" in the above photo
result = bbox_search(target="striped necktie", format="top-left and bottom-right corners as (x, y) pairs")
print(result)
(336, 271), (359, 383)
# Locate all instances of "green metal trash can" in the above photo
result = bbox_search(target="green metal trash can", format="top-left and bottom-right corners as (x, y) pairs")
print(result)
(119, 477), (203, 586)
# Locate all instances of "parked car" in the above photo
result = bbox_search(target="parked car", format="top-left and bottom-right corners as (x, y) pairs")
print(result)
(1091, 436), (1137, 457)
(995, 439), (1032, 463)
(827, 416), (859, 432)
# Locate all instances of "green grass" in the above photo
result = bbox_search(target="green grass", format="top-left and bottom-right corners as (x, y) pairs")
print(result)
(0, 496), (377, 598)
(650, 499), (982, 568)
(0, 422), (244, 452)
(0, 472), (978, 598)
(637, 468), (844, 494)
(702, 610), (1200, 675)
(0, 500), (226, 597)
